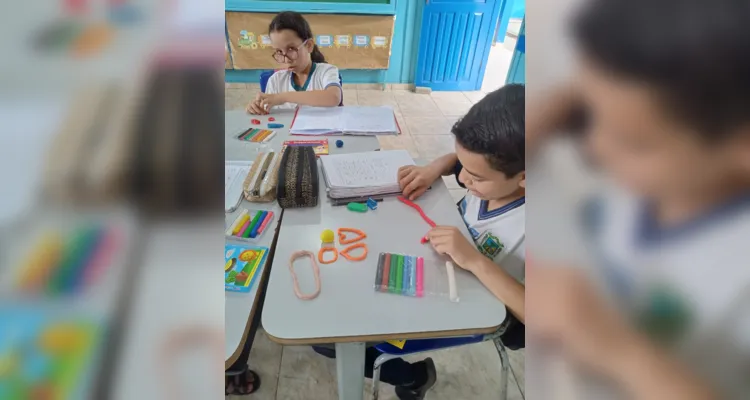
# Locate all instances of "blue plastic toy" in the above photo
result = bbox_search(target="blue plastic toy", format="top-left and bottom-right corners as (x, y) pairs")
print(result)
(268, 123), (284, 129)
(366, 198), (378, 210)
(335, 139), (344, 148)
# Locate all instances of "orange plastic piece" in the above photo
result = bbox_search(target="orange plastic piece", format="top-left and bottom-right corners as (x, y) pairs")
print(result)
(318, 247), (339, 264)
(341, 242), (368, 261)
(337, 227), (367, 245)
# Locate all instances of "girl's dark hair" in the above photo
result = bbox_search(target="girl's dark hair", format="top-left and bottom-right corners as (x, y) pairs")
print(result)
(269, 11), (326, 63)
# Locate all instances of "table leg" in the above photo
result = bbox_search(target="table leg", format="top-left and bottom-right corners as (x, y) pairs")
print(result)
(335, 342), (366, 400)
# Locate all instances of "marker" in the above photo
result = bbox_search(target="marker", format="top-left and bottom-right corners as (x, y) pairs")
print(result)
(256, 211), (274, 235)
(416, 257), (424, 297)
(249, 211), (267, 238)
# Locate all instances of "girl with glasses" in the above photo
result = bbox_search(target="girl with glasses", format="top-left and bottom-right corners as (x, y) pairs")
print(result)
(247, 11), (342, 114)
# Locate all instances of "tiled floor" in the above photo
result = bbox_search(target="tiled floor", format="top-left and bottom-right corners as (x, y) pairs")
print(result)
(225, 56), (524, 399)
(226, 329), (525, 400)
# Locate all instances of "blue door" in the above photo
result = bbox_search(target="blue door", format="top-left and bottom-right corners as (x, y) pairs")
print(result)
(505, 18), (525, 84)
(415, 0), (505, 91)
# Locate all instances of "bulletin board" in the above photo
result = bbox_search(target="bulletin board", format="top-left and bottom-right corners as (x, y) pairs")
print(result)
(226, 12), (394, 70)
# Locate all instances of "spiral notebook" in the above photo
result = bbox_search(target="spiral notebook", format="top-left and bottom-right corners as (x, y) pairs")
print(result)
(319, 150), (415, 199)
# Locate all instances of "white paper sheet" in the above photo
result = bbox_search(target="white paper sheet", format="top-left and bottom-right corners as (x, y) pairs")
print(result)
(225, 161), (252, 212)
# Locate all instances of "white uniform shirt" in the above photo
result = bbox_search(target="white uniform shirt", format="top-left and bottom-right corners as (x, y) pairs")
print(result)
(581, 184), (750, 398)
(264, 63), (341, 110)
(460, 192), (526, 284)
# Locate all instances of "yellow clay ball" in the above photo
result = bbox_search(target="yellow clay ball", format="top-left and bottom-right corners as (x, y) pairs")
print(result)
(320, 229), (334, 243)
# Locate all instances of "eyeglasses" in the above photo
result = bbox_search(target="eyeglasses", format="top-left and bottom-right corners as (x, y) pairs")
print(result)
(272, 40), (309, 63)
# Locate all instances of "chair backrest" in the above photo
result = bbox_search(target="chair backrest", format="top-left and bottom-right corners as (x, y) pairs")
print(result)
(260, 70), (344, 106)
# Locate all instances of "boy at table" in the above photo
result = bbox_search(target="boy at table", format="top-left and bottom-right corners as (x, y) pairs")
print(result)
(313, 85), (526, 399)
(525, 0), (750, 398)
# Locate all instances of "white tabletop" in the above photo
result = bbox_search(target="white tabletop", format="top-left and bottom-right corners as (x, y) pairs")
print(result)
(224, 109), (380, 363)
(262, 169), (507, 344)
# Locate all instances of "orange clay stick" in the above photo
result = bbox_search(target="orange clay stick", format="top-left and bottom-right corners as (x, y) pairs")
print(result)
(341, 242), (368, 261)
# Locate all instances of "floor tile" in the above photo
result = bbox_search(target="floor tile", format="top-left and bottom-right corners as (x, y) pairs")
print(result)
(342, 89), (358, 106)
(378, 133), (420, 159)
(431, 93), (473, 117)
(412, 135), (455, 161)
(275, 346), (338, 400)
(356, 90), (399, 109)
(449, 189), (467, 203)
(403, 116), (452, 136)
(393, 91), (441, 117)
(508, 349), (525, 396)
(462, 91), (486, 104)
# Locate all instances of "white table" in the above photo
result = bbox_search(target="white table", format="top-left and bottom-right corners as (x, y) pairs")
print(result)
(262, 171), (507, 400)
(224, 110), (380, 367)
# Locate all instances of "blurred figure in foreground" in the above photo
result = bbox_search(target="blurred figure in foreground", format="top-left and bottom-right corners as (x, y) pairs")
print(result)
(527, 0), (750, 398)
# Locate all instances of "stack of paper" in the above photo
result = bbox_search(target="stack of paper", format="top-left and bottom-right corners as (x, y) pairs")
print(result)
(225, 161), (252, 212)
(290, 106), (400, 136)
(319, 150), (415, 199)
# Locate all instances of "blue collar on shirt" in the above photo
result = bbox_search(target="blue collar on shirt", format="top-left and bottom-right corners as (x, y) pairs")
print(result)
(636, 190), (750, 247)
(290, 63), (317, 91)
(478, 197), (525, 221)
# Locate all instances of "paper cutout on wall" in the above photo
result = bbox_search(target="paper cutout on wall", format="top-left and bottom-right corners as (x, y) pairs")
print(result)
(372, 36), (388, 48)
(316, 35), (333, 48)
(259, 34), (272, 48)
(353, 35), (370, 47)
(238, 30), (258, 49)
(335, 35), (351, 48)
(226, 12), (394, 69)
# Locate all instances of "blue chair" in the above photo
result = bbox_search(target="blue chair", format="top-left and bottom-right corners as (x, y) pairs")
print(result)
(259, 70), (344, 106)
(371, 332), (510, 399)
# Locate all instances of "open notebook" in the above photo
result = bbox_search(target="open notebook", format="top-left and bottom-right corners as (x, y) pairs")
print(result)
(290, 106), (400, 136)
(320, 149), (415, 199)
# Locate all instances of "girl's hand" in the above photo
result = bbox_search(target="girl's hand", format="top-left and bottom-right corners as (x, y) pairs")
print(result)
(398, 165), (441, 200)
(246, 93), (267, 115)
(258, 93), (287, 111)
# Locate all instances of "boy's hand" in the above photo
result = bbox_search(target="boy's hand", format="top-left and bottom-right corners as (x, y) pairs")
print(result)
(246, 93), (268, 115)
(527, 262), (637, 376)
(427, 226), (483, 269)
(398, 165), (441, 200)
(258, 93), (286, 111)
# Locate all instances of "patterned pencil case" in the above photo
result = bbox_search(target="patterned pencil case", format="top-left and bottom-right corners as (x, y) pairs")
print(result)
(243, 151), (280, 203)
(277, 146), (319, 208)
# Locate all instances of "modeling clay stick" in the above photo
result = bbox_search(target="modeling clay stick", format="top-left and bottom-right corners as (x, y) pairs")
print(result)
(249, 211), (267, 238)
(70, 227), (106, 291)
(388, 253), (398, 292)
(244, 211), (263, 238)
(402, 256), (410, 295)
(446, 261), (459, 302)
(375, 253), (385, 290)
(416, 257), (424, 297)
(83, 227), (120, 286)
(262, 131), (277, 143)
(236, 219), (252, 237)
(49, 228), (92, 294)
(381, 253), (391, 291)
(255, 130), (273, 142)
(257, 211), (274, 235)
(18, 232), (64, 290)
(230, 210), (250, 235)
(410, 256), (417, 296)
(395, 255), (404, 294)
(238, 128), (255, 140)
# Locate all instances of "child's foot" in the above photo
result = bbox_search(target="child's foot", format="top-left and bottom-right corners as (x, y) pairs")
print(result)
(394, 358), (436, 400)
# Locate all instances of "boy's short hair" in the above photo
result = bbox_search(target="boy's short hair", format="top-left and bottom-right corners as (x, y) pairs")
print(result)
(573, 0), (750, 139)
(452, 84), (525, 177)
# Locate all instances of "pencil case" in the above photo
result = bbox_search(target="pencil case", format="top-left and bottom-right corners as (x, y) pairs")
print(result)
(277, 146), (319, 208)
(243, 151), (280, 203)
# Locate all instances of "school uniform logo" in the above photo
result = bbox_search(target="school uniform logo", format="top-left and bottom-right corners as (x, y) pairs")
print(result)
(477, 231), (503, 259)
